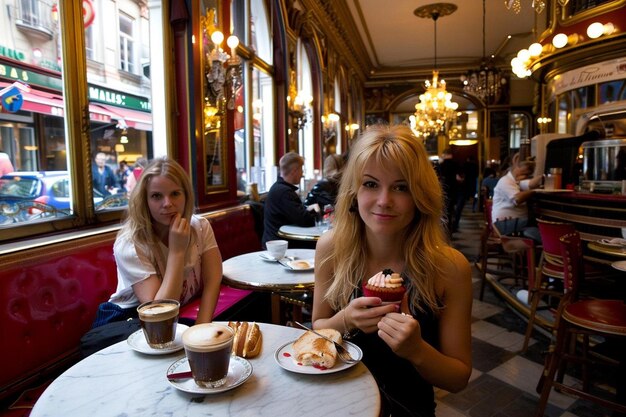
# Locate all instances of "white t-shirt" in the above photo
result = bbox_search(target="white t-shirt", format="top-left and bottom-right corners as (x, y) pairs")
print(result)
(492, 171), (531, 222)
(109, 215), (218, 308)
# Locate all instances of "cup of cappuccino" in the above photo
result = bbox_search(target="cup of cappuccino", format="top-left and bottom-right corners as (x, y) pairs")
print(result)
(182, 323), (234, 388)
(137, 299), (180, 349)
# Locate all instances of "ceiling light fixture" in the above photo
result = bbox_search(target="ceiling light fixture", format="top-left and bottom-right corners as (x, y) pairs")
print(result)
(410, 3), (459, 137)
(461, 0), (505, 105)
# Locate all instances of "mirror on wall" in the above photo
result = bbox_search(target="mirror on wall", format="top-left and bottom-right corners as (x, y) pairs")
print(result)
(201, 0), (228, 192)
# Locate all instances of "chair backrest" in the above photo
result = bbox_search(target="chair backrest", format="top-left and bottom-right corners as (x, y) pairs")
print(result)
(537, 219), (576, 265)
(559, 231), (582, 295)
(484, 198), (493, 226)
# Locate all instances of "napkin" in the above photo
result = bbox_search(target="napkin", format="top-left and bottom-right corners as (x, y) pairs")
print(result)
(599, 238), (626, 247)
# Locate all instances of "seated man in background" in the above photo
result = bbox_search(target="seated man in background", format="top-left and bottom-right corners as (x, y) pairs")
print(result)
(262, 152), (319, 246)
(492, 154), (543, 242)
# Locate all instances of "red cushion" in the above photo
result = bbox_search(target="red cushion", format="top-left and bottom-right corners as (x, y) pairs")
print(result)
(179, 285), (253, 321)
(563, 299), (626, 335)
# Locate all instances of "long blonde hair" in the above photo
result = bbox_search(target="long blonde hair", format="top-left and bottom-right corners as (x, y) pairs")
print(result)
(324, 124), (447, 312)
(117, 156), (196, 267)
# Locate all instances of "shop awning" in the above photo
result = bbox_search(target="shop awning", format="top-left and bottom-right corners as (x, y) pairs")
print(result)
(0, 82), (152, 131)
(95, 103), (152, 131)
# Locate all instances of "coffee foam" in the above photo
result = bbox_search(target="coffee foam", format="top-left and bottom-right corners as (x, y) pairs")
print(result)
(183, 324), (233, 352)
(138, 302), (179, 322)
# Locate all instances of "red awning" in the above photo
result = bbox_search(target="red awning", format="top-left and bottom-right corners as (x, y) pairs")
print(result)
(0, 82), (152, 131)
(96, 103), (152, 131)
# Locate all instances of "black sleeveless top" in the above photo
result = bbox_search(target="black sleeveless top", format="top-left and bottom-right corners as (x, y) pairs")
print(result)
(351, 285), (440, 417)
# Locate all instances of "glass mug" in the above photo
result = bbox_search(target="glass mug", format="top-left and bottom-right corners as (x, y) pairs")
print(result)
(137, 299), (180, 349)
(182, 323), (234, 388)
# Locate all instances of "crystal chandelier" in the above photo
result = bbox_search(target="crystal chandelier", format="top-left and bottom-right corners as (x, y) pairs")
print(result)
(505, 0), (569, 14)
(461, 0), (505, 104)
(410, 4), (459, 137)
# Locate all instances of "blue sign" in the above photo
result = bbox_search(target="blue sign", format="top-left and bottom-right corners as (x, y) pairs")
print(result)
(1, 87), (23, 113)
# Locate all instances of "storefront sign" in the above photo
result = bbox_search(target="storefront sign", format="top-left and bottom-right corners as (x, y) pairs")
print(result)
(0, 60), (151, 113)
(1, 87), (23, 113)
(549, 57), (626, 98)
(0, 62), (63, 91)
(0, 45), (25, 62)
(88, 86), (151, 112)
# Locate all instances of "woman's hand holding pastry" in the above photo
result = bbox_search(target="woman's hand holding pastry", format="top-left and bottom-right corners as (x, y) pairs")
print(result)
(346, 297), (398, 334)
(169, 213), (190, 252)
(377, 312), (423, 360)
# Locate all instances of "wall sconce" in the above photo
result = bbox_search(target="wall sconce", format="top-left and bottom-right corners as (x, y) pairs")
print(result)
(537, 116), (552, 133)
(205, 30), (242, 110)
(587, 22), (615, 39)
(287, 92), (312, 131)
(322, 113), (339, 143)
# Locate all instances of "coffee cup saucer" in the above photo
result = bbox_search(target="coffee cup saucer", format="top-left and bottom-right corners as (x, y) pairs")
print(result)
(166, 356), (253, 394)
(127, 323), (188, 355)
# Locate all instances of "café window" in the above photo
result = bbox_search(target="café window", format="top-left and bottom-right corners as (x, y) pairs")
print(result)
(0, 2), (160, 242)
(233, 0), (275, 193)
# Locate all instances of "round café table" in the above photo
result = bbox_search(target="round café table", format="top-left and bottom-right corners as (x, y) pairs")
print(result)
(30, 322), (380, 417)
(222, 249), (316, 324)
(587, 241), (626, 259)
(278, 225), (325, 241)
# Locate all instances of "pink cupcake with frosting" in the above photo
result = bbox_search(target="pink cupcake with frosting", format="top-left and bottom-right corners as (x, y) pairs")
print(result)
(362, 268), (406, 302)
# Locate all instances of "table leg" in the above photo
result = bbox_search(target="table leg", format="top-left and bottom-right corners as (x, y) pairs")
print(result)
(271, 292), (282, 324)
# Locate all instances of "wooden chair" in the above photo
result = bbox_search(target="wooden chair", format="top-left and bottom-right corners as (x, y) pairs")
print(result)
(523, 219), (604, 352)
(534, 232), (626, 416)
(477, 198), (520, 300)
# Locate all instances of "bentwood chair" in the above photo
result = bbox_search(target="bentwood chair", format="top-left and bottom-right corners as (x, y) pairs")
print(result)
(523, 220), (604, 352)
(534, 232), (626, 416)
(478, 198), (528, 300)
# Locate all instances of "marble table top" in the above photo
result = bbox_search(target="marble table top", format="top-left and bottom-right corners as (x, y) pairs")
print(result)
(222, 249), (316, 291)
(278, 225), (325, 241)
(31, 322), (380, 417)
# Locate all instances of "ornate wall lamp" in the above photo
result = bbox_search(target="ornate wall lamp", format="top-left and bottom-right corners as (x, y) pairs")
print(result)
(202, 9), (242, 116)
(287, 70), (312, 132)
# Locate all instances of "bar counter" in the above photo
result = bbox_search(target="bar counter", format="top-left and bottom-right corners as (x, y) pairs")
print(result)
(530, 190), (626, 265)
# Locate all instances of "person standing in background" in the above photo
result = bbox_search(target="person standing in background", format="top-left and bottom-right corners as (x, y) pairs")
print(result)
(0, 150), (14, 176)
(126, 157), (148, 194)
(92, 152), (117, 195)
(437, 148), (461, 235)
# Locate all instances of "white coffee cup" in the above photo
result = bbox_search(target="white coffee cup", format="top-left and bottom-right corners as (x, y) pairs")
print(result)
(266, 240), (288, 260)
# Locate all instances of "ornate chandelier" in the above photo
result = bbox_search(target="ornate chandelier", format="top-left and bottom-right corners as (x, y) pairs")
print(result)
(410, 4), (458, 137)
(461, 0), (505, 104)
(505, 0), (569, 14)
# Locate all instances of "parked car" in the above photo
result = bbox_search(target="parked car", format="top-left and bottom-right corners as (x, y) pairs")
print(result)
(0, 171), (128, 224)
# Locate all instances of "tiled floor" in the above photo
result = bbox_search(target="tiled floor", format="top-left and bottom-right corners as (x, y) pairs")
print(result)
(436, 206), (620, 417)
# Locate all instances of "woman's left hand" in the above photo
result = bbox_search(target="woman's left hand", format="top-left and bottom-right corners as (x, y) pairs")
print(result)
(377, 312), (422, 359)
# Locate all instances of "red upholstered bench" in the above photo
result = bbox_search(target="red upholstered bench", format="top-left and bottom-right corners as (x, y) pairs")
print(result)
(0, 204), (264, 403)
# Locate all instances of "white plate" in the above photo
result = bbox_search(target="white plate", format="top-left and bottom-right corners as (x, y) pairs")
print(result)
(285, 259), (315, 271)
(259, 252), (278, 261)
(166, 356), (252, 394)
(127, 323), (188, 355)
(612, 260), (626, 272)
(598, 238), (626, 248)
(274, 339), (362, 374)
(534, 189), (574, 193)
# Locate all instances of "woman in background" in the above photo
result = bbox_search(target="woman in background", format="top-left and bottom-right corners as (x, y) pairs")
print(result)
(312, 125), (472, 417)
(305, 153), (346, 207)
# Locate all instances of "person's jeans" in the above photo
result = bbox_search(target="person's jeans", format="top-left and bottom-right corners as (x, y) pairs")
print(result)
(494, 218), (542, 244)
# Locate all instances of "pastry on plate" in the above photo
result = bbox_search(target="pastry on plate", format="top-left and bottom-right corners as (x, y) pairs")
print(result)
(228, 321), (262, 358)
(292, 328), (341, 369)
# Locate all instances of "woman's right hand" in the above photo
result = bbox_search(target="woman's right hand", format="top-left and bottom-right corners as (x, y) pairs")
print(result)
(345, 296), (398, 334)
(168, 213), (190, 253)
